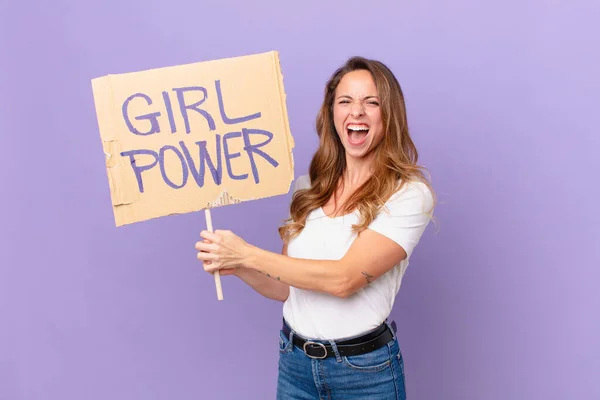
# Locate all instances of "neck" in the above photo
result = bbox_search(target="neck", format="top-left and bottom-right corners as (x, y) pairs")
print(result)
(343, 153), (374, 186)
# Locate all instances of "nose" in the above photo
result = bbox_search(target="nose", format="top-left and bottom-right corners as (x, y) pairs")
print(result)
(350, 101), (365, 117)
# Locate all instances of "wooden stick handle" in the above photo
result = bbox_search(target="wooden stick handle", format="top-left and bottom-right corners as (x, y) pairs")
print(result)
(205, 208), (223, 301)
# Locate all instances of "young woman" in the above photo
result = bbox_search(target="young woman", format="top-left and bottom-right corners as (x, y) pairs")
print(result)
(195, 56), (435, 399)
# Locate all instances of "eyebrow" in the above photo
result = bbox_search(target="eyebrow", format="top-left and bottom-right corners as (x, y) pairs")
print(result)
(336, 95), (380, 100)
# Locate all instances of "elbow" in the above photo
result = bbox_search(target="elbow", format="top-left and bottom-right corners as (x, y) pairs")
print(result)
(326, 263), (366, 298)
(273, 285), (290, 303)
(278, 287), (290, 302)
(329, 276), (358, 299)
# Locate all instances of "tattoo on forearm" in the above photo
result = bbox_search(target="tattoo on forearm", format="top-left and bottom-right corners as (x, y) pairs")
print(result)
(362, 272), (374, 284)
(258, 270), (281, 281)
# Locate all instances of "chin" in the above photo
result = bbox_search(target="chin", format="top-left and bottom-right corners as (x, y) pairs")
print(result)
(343, 144), (373, 160)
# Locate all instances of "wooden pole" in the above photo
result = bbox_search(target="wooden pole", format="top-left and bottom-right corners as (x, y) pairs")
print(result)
(205, 209), (223, 300)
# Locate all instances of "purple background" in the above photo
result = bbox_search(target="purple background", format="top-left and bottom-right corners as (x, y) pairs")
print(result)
(1, 0), (598, 399)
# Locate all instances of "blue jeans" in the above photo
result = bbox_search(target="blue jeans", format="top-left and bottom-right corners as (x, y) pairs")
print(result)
(276, 322), (407, 399)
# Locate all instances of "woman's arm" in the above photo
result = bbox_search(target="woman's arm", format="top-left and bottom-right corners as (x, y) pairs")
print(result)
(196, 181), (433, 298)
(196, 229), (406, 298)
(228, 245), (290, 302)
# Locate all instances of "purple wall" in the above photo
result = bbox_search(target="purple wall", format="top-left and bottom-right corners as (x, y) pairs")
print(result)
(2, 0), (598, 399)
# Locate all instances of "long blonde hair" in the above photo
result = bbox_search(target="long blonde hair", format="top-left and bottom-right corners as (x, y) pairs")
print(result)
(279, 56), (435, 242)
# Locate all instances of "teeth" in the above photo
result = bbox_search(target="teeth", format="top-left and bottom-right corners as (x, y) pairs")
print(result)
(348, 125), (369, 131)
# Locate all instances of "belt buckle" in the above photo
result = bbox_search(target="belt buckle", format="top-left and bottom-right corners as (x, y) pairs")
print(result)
(303, 341), (327, 359)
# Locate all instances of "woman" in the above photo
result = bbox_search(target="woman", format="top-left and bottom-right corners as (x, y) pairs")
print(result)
(195, 56), (435, 399)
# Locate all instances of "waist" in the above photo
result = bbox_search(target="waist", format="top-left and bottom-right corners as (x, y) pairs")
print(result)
(282, 318), (397, 359)
(282, 285), (398, 339)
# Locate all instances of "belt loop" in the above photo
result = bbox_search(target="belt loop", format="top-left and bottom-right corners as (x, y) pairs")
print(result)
(287, 328), (294, 353)
(385, 319), (397, 340)
(283, 318), (295, 353)
(328, 340), (342, 363)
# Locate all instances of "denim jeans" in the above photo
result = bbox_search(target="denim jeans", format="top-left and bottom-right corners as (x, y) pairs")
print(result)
(276, 322), (407, 399)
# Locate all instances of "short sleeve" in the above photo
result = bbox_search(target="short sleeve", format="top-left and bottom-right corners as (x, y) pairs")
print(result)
(286, 175), (311, 218)
(292, 174), (311, 192)
(368, 181), (434, 258)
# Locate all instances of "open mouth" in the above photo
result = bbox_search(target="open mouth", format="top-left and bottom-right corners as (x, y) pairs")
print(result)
(346, 124), (369, 145)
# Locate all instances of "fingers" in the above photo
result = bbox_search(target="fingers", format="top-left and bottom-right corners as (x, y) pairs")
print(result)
(195, 238), (215, 263)
(200, 230), (220, 242)
(196, 231), (238, 274)
(197, 253), (218, 263)
(196, 239), (218, 261)
(216, 268), (237, 276)
(195, 238), (221, 273)
(195, 240), (217, 252)
(200, 229), (236, 242)
(203, 262), (223, 273)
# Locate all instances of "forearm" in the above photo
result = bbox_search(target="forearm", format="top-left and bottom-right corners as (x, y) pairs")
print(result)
(199, 227), (406, 299)
(197, 230), (358, 298)
(233, 267), (289, 302)
(243, 246), (349, 297)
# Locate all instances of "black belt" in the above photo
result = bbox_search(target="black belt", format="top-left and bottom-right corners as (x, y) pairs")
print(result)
(282, 319), (396, 359)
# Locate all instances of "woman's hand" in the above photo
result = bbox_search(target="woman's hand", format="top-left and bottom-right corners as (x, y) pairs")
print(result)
(195, 230), (253, 274)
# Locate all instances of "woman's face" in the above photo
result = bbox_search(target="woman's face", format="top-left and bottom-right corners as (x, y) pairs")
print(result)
(333, 69), (384, 161)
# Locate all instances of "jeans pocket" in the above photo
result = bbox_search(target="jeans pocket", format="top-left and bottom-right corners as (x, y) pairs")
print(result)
(342, 341), (392, 372)
(279, 330), (290, 353)
(394, 348), (406, 399)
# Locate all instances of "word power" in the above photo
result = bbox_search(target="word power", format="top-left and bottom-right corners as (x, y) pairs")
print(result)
(121, 80), (279, 193)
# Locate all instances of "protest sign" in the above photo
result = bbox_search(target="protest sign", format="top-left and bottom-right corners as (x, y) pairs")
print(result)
(91, 50), (294, 226)
(91, 51), (295, 299)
